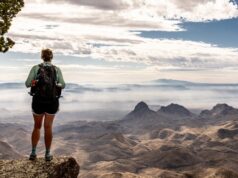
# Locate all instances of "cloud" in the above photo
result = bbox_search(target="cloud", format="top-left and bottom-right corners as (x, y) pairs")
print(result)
(59, 64), (120, 70)
(91, 39), (238, 69)
(32, 0), (238, 21)
(9, 14), (238, 71)
(170, 0), (238, 21)
(47, 0), (133, 10)
(19, 2), (182, 31)
(6, 0), (238, 73)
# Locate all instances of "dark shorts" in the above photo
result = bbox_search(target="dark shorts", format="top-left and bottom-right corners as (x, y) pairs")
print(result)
(32, 96), (59, 115)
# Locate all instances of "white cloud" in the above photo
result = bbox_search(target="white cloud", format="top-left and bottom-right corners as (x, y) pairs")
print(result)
(6, 0), (238, 74)
(170, 0), (238, 21)
(29, 0), (238, 21)
(91, 39), (238, 69)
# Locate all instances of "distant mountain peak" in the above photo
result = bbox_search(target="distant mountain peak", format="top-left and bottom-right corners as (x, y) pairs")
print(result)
(159, 103), (191, 116)
(209, 103), (237, 116)
(212, 103), (234, 111)
(200, 103), (238, 118)
(134, 101), (149, 112)
(121, 101), (157, 121)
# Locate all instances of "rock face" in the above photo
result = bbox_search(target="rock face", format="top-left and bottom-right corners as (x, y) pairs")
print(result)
(0, 157), (80, 178)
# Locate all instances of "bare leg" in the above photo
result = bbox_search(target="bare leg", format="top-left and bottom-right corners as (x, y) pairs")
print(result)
(44, 113), (55, 150)
(31, 113), (44, 148)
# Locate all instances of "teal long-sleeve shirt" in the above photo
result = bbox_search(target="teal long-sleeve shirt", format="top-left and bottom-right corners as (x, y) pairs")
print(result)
(25, 62), (66, 89)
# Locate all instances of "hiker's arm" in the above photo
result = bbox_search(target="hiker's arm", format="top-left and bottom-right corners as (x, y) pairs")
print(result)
(57, 67), (66, 89)
(25, 66), (35, 88)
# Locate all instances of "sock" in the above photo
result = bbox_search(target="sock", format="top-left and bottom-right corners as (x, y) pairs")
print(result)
(31, 147), (36, 155)
(45, 149), (51, 157)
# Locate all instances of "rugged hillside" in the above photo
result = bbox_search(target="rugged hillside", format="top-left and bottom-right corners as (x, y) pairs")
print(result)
(0, 157), (80, 178)
(0, 123), (31, 154)
(78, 120), (238, 177)
(0, 140), (22, 159)
(2, 102), (238, 178)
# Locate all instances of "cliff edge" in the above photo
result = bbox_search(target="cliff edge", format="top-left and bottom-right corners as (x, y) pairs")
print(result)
(0, 157), (80, 178)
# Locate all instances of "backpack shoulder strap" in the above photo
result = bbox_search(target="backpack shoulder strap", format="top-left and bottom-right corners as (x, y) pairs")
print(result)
(37, 63), (44, 72)
(52, 65), (59, 82)
(36, 63), (44, 78)
(48, 65), (57, 82)
(38, 63), (44, 68)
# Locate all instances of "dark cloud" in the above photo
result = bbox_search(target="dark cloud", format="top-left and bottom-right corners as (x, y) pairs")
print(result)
(21, 12), (177, 31)
(46, 0), (132, 10)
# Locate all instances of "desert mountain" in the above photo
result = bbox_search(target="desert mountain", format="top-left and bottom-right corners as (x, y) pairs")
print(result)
(199, 103), (238, 119)
(158, 103), (193, 117)
(122, 101), (158, 120)
(118, 101), (202, 134)
(78, 119), (238, 177)
(2, 102), (238, 177)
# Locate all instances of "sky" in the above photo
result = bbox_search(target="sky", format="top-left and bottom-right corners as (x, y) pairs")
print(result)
(1, 0), (238, 84)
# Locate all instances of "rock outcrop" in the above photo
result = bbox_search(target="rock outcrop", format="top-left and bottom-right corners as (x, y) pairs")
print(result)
(0, 157), (80, 178)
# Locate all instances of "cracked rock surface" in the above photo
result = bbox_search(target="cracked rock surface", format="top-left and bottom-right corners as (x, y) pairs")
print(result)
(0, 157), (80, 178)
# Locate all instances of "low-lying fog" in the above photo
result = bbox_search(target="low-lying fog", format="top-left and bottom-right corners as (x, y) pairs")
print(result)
(1, 79), (238, 125)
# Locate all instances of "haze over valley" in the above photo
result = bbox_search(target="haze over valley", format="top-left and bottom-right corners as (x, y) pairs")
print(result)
(1, 79), (238, 125)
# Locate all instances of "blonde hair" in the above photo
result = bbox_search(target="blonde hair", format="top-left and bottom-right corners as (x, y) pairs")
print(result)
(41, 48), (53, 62)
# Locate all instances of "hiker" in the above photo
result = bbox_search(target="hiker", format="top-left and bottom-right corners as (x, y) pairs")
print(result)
(25, 48), (65, 161)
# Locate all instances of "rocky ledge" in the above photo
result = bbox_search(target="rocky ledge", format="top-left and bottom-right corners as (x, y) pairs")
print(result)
(0, 157), (80, 178)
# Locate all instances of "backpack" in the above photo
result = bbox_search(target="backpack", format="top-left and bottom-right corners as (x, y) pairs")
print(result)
(31, 64), (60, 102)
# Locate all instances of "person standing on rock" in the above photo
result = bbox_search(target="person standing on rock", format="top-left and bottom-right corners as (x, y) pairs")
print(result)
(25, 49), (65, 161)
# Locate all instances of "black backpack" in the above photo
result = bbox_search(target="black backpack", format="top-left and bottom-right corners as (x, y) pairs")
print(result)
(31, 64), (61, 102)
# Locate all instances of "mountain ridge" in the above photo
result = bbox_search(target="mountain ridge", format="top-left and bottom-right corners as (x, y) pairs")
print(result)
(2, 101), (238, 177)
(199, 103), (238, 118)
(158, 103), (193, 117)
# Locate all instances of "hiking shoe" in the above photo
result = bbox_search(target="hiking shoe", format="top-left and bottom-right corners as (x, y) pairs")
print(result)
(45, 154), (53, 162)
(29, 154), (37, 161)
